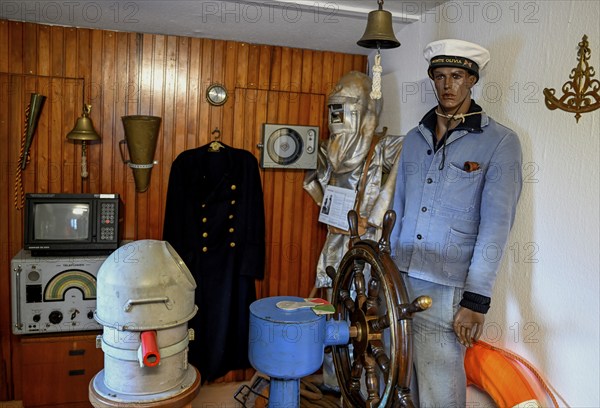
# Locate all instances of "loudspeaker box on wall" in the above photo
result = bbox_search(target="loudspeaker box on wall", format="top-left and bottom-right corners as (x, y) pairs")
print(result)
(260, 124), (319, 169)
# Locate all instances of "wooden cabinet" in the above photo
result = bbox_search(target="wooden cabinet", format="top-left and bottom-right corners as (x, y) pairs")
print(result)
(16, 333), (103, 407)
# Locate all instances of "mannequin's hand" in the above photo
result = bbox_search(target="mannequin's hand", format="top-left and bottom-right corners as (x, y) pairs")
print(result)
(453, 306), (485, 347)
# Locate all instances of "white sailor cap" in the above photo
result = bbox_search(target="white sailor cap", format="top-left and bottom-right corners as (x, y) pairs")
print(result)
(424, 39), (490, 81)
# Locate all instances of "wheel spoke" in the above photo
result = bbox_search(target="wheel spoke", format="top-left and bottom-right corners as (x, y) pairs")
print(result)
(366, 277), (380, 315)
(350, 358), (364, 394)
(339, 289), (355, 313)
(370, 341), (390, 379)
(369, 314), (391, 332)
(364, 354), (381, 407)
(353, 260), (367, 309)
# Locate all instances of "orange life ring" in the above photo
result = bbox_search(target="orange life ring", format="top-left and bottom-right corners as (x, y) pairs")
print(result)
(465, 341), (558, 408)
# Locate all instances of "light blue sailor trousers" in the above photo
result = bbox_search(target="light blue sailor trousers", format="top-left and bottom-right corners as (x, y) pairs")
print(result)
(405, 275), (466, 407)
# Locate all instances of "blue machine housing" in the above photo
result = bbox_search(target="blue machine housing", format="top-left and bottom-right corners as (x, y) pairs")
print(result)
(248, 296), (350, 406)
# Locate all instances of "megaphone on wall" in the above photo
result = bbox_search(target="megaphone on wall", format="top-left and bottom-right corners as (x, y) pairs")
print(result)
(119, 115), (162, 193)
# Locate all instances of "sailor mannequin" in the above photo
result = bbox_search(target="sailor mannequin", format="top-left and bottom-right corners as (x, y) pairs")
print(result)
(391, 39), (522, 405)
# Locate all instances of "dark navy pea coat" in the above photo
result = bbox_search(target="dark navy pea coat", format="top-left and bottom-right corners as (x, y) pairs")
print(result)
(163, 143), (265, 382)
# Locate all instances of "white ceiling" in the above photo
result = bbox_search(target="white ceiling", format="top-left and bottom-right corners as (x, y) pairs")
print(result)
(5, 1), (444, 55)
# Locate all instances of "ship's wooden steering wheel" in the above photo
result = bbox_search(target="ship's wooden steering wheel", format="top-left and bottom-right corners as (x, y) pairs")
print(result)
(326, 210), (431, 408)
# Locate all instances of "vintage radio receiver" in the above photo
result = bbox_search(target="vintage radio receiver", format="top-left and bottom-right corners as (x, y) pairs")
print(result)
(11, 249), (107, 335)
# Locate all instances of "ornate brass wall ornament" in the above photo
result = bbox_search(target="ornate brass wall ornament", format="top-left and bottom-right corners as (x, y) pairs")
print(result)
(543, 35), (600, 123)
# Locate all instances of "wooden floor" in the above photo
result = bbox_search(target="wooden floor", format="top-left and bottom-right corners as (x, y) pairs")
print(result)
(191, 381), (249, 408)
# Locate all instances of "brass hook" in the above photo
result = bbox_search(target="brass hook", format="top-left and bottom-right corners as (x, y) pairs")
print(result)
(211, 127), (221, 140)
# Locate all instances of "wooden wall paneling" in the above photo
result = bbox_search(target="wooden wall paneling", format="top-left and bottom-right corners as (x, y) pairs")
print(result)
(221, 42), (237, 148)
(173, 36), (189, 162)
(310, 51), (323, 94)
(262, 91), (280, 297)
(48, 77), (64, 194)
(258, 45), (271, 91)
(342, 53), (355, 77)
(209, 40), (226, 146)
(247, 44), (260, 90)
(292, 49), (304, 94)
(199, 39), (213, 145)
(282, 92), (302, 296)
(87, 29), (103, 196)
(50, 26), (64, 77)
(100, 31), (116, 196)
(0, 21), (8, 72)
(112, 32), (130, 199)
(50, 26), (65, 77)
(8, 21), (23, 74)
(185, 38), (202, 151)
(301, 49), (313, 94)
(22, 23), (36, 75)
(235, 42), (249, 91)
(157, 35), (178, 240)
(37, 24), (49, 76)
(270, 47), (282, 91)
(75, 28), (90, 196)
(122, 33), (140, 239)
(62, 27), (77, 193)
(271, 92), (289, 296)
(321, 51), (335, 96)
(279, 47), (292, 94)
(148, 34), (167, 240)
(64, 28), (78, 78)
(221, 41), (237, 147)
(0, 73), (11, 400)
(231, 87), (246, 150)
(61, 79), (80, 193)
(133, 32), (155, 239)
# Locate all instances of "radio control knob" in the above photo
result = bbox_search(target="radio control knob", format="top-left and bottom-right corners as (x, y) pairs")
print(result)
(87, 311), (95, 320)
(48, 311), (63, 325)
(32, 314), (41, 322)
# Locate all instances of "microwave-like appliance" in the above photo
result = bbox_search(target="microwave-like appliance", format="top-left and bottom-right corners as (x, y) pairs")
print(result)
(24, 193), (123, 256)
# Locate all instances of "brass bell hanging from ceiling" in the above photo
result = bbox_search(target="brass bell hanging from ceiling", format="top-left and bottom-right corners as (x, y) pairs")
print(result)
(357, 0), (401, 49)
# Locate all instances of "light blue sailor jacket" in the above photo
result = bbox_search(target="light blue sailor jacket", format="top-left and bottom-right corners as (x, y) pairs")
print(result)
(391, 103), (522, 298)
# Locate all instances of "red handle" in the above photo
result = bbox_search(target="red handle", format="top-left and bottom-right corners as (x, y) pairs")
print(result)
(141, 330), (160, 367)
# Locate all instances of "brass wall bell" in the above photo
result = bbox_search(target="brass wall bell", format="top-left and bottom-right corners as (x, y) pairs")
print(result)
(67, 104), (100, 178)
(357, 0), (400, 49)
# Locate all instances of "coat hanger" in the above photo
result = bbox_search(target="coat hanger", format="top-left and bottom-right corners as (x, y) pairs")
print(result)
(208, 128), (225, 152)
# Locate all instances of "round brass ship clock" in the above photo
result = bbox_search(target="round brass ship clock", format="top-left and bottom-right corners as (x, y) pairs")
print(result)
(206, 83), (228, 106)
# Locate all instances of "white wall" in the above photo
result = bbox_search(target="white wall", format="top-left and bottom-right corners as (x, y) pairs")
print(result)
(377, 1), (600, 406)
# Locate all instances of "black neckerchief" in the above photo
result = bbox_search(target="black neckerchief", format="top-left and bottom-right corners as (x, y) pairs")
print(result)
(421, 100), (484, 152)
